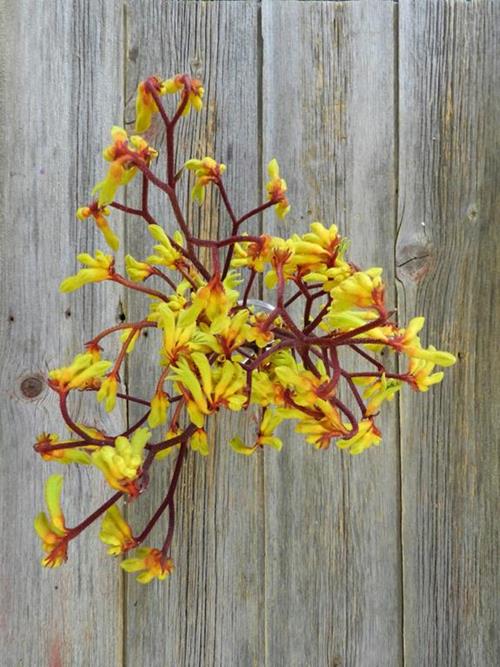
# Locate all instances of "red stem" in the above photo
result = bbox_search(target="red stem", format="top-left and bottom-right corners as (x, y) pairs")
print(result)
(135, 441), (187, 544)
(68, 492), (123, 539)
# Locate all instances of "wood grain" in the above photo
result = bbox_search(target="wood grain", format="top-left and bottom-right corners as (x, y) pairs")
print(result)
(123, 2), (265, 666)
(0, 1), (125, 666)
(262, 2), (402, 666)
(0, 1), (498, 665)
(397, 1), (500, 665)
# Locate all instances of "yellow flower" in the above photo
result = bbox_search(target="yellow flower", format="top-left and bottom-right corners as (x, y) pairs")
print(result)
(34, 475), (68, 568)
(93, 126), (158, 206)
(191, 428), (210, 456)
(231, 235), (273, 273)
(163, 74), (204, 115)
(97, 375), (119, 412)
(206, 309), (250, 358)
(246, 312), (276, 349)
(169, 354), (247, 428)
(35, 433), (92, 465)
(121, 547), (174, 584)
(329, 268), (385, 313)
(274, 359), (334, 408)
(154, 303), (208, 365)
(76, 203), (119, 251)
(48, 352), (112, 392)
(148, 390), (169, 428)
(185, 157), (226, 204)
(354, 374), (402, 416)
(146, 225), (184, 269)
(379, 317), (457, 367)
(59, 250), (114, 293)
(99, 505), (136, 556)
(288, 223), (344, 272)
(337, 418), (382, 455)
(295, 399), (348, 450)
(135, 75), (165, 133)
(125, 255), (154, 282)
(230, 408), (283, 455)
(264, 238), (296, 289)
(192, 273), (240, 321)
(266, 159), (290, 219)
(91, 428), (151, 496)
(406, 355), (445, 392)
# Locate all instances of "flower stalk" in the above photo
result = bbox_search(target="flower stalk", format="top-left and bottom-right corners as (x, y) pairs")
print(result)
(34, 72), (456, 583)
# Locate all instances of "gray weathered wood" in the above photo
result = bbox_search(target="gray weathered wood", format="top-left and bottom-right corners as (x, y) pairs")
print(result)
(0, 1), (125, 666)
(123, 3), (265, 666)
(1, 1), (499, 665)
(262, 2), (402, 666)
(397, 2), (500, 665)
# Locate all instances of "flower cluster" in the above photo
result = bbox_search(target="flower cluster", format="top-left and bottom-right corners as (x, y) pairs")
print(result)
(34, 73), (455, 583)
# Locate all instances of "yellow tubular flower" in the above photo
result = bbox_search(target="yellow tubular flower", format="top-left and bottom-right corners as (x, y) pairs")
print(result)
(125, 255), (154, 282)
(381, 317), (457, 367)
(121, 547), (174, 584)
(246, 312), (276, 349)
(274, 360), (334, 408)
(406, 355), (445, 392)
(76, 203), (119, 251)
(264, 238), (296, 289)
(155, 303), (208, 365)
(295, 399), (348, 450)
(35, 433), (92, 465)
(231, 409), (284, 456)
(207, 309), (250, 358)
(266, 158), (290, 219)
(288, 223), (344, 272)
(97, 375), (119, 412)
(146, 226), (184, 269)
(59, 251), (114, 293)
(148, 390), (170, 428)
(185, 157), (226, 204)
(192, 273), (241, 322)
(135, 76), (166, 133)
(91, 428), (151, 496)
(169, 355), (247, 428)
(93, 126), (157, 206)
(48, 352), (112, 392)
(231, 235), (273, 273)
(162, 74), (204, 116)
(354, 374), (402, 416)
(338, 419), (382, 455)
(191, 428), (210, 456)
(330, 268), (385, 313)
(99, 505), (136, 556)
(34, 475), (68, 568)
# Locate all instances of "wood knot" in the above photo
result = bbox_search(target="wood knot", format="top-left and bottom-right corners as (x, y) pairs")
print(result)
(20, 375), (44, 399)
(396, 241), (433, 284)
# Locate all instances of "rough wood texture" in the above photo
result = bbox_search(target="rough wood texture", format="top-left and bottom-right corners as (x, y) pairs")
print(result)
(0, 1), (125, 666)
(0, 1), (498, 665)
(262, 2), (402, 665)
(123, 3), (265, 666)
(397, 2), (500, 665)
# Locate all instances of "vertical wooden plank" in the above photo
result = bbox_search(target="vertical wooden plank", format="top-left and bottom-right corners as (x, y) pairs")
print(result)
(124, 2), (264, 665)
(398, 1), (500, 665)
(262, 2), (401, 665)
(0, 2), (125, 665)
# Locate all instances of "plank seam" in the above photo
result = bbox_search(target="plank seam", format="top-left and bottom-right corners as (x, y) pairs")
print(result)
(121, 3), (130, 667)
(392, 2), (407, 665)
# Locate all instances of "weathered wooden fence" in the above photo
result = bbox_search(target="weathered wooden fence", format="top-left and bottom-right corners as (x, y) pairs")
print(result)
(1, 1), (498, 665)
